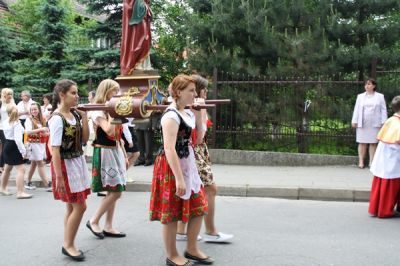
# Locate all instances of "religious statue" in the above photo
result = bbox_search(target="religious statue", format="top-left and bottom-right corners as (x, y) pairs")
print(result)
(120, 0), (152, 75)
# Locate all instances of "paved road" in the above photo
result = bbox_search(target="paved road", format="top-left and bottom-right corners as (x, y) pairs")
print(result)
(0, 191), (398, 266)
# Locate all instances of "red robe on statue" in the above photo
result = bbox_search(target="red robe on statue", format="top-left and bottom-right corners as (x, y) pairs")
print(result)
(120, 0), (152, 75)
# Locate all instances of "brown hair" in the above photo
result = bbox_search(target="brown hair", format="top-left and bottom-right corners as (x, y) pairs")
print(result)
(391, 96), (400, 113)
(52, 79), (77, 112)
(191, 74), (208, 96)
(43, 93), (52, 103)
(170, 75), (195, 101)
(365, 78), (377, 91)
(29, 102), (46, 128)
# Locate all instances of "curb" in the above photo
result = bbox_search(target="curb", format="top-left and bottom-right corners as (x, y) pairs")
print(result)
(20, 180), (370, 202)
(209, 149), (358, 166)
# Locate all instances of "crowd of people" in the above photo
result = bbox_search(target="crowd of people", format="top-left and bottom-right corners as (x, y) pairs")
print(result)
(0, 74), (233, 265)
(2, 76), (400, 263)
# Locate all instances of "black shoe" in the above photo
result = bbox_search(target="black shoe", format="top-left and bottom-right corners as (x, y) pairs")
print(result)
(134, 160), (145, 166)
(166, 258), (194, 266)
(184, 251), (214, 265)
(61, 247), (85, 261)
(103, 230), (126, 238)
(86, 220), (105, 239)
(144, 160), (153, 166)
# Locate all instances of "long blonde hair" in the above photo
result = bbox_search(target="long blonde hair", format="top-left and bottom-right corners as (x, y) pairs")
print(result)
(1, 88), (15, 106)
(94, 79), (119, 104)
(7, 105), (19, 124)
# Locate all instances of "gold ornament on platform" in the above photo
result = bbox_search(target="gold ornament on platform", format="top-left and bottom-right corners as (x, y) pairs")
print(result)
(114, 87), (140, 116)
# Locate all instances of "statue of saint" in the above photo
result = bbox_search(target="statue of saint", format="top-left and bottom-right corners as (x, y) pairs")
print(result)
(120, 0), (152, 75)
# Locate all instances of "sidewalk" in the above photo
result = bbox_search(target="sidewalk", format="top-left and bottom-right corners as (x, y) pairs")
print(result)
(8, 163), (372, 202)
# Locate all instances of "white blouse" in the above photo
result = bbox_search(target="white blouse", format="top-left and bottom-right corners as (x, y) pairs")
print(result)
(161, 107), (202, 200)
(3, 121), (26, 157)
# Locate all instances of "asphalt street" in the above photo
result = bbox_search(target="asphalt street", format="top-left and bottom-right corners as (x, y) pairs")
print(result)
(0, 191), (399, 266)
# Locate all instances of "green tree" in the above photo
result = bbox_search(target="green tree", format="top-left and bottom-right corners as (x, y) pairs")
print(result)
(69, 0), (121, 88)
(10, 0), (71, 93)
(185, 0), (400, 78)
(0, 22), (15, 88)
(328, 0), (400, 80)
(151, 0), (190, 86)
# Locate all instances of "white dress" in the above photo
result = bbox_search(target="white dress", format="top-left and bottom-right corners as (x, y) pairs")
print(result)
(356, 95), (380, 143)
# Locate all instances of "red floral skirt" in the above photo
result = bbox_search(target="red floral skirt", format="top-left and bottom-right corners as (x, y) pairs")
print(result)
(149, 154), (208, 224)
(368, 176), (400, 218)
(51, 160), (91, 204)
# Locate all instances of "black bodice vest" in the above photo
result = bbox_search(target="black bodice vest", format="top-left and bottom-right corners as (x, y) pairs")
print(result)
(159, 109), (192, 159)
(51, 110), (83, 159)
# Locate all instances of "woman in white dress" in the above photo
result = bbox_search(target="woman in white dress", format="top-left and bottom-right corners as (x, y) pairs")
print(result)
(351, 79), (387, 168)
(25, 102), (51, 191)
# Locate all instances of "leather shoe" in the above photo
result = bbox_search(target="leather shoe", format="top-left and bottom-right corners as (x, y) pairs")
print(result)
(103, 230), (126, 238)
(166, 258), (194, 266)
(184, 251), (214, 265)
(62, 247), (85, 261)
(86, 220), (104, 239)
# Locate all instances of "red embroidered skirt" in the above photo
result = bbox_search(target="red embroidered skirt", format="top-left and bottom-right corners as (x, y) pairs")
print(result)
(368, 176), (400, 218)
(149, 154), (208, 224)
(51, 160), (91, 204)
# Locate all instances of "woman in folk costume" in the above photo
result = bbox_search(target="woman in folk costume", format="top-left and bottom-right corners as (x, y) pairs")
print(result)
(86, 79), (127, 239)
(24, 102), (51, 191)
(368, 96), (400, 218)
(48, 79), (90, 261)
(176, 75), (233, 243)
(149, 75), (214, 266)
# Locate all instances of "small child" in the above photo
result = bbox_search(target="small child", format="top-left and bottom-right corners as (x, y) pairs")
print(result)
(25, 102), (51, 191)
(368, 95), (400, 218)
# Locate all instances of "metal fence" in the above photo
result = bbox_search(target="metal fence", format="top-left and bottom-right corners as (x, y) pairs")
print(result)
(209, 70), (371, 155)
(21, 69), (400, 156)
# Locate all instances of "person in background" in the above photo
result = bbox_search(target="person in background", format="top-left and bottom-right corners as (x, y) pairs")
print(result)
(0, 88), (15, 175)
(0, 105), (32, 199)
(41, 93), (53, 121)
(24, 102), (51, 191)
(368, 96), (400, 218)
(84, 91), (96, 161)
(352, 79), (387, 168)
(176, 75), (234, 244)
(17, 90), (35, 127)
(149, 75), (213, 266)
(48, 79), (90, 261)
(134, 117), (155, 166)
(122, 117), (140, 170)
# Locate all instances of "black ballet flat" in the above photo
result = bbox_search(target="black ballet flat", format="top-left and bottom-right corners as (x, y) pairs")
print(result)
(86, 220), (105, 239)
(166, 258), (194, 266)
(184, 251), (214, 265)
(103, 230), (126, 238)
(61, 247), (85, 261)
